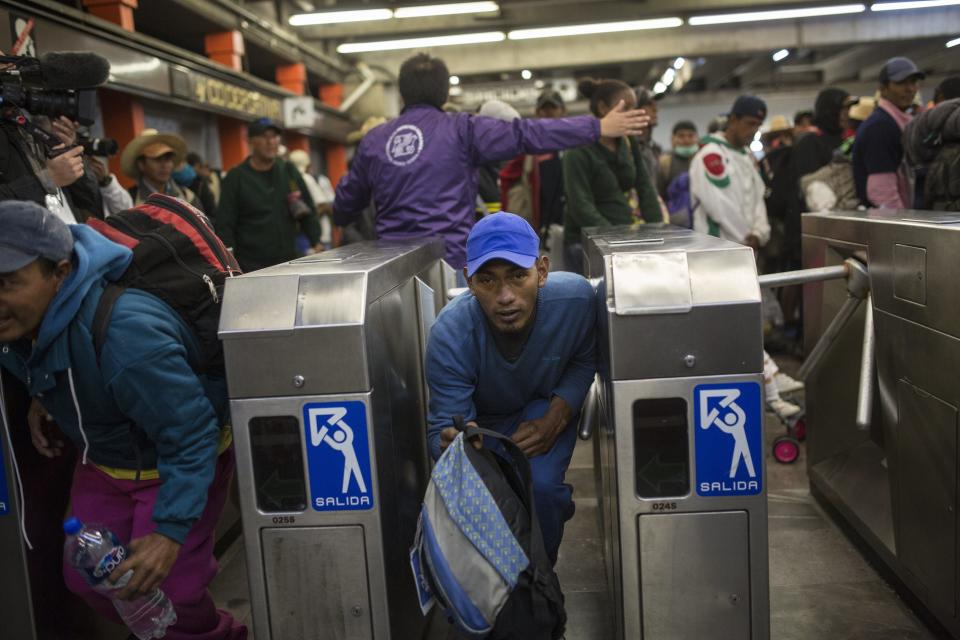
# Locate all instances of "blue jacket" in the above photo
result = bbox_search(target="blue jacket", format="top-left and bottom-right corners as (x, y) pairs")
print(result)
(333, 105), (600, 268)
(424, 272), (598, 459)
(0, 226), (224, 544)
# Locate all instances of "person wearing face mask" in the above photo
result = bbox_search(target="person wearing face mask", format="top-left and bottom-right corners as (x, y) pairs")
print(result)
(172, 157), (217, 220)
(657, 120), (699, 199)
(563, 77), (663, 274)
(120, 129), (205, 213)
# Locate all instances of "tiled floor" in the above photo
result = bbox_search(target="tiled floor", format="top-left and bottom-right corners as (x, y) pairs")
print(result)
(207, 390), (939, 640)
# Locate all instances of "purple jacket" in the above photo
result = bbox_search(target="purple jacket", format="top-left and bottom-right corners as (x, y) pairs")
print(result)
(333, 104), (600, 267)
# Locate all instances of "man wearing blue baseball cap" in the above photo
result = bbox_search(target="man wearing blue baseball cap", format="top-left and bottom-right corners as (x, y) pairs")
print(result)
(0, 200), (246, 639)
(853, 56), (925, 209)
(424, 211), (598, 564)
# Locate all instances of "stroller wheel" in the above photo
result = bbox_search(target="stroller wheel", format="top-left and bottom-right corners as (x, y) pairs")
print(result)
(773, 436), (800, 464)
(793, 418), (807, 442)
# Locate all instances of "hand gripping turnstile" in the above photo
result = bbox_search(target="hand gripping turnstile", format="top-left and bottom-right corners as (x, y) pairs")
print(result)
(581, 225), (770, 640)
(218, 240), (455, 640)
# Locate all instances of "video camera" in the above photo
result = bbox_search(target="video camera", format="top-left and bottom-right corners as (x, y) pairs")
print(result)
(0, 51), (110, 138)
(78, 134), (119, 157)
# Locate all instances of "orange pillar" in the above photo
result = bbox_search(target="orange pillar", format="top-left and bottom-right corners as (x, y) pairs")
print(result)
(286, 133), (310, 153)
(99, 89), (144, 189)
(276, 63), (307, 96)
(82, 0), (137, 31)
(319, 84), (347, 188)
(204, 31), (248, 172)
(204, 31), (244, 72)
(218, 117), (249, 173)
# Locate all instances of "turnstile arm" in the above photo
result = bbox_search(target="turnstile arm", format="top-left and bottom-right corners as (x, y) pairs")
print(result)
(758, 264), (849, 289)
(578, 379), (600, 441)
(855, 295), (876, 431)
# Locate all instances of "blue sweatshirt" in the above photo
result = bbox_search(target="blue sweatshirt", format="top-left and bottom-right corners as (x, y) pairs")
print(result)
(0, 225), (224, 544)
(425, 272), (598, 459)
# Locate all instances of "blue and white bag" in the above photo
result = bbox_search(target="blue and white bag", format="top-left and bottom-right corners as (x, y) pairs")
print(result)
(410, 419), (566, 640)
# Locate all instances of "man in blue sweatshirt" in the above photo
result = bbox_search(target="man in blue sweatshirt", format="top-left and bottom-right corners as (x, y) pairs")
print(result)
(425, 212), (597, 563)
(0, 201), (244, 639)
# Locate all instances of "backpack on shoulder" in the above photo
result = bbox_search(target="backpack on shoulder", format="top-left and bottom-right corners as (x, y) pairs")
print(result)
(411, 418), (566, 640)
(924, 143), (960, 211)
(86, 193), (242, 370)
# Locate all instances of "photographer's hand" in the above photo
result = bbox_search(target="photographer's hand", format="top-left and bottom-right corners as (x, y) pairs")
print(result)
(51, 116), (79, 147)
(47, 145), (85, 187)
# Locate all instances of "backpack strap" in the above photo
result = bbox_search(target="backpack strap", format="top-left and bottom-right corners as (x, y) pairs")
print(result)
(92, 282), (126, 366)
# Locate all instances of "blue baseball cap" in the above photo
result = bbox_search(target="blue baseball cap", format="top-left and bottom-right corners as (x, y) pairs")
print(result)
(0, 201), (74, 273)
(730, 95), (768, 120)
(466, 212), (539, 277)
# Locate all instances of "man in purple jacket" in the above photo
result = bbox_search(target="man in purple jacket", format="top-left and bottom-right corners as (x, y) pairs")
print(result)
(333, 53), (650, 268)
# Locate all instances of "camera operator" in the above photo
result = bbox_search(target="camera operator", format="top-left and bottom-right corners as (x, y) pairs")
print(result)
(0, 50), (103, 221)
(0, 48), (109, 221)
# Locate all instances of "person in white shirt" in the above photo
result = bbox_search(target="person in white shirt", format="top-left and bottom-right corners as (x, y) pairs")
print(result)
(690, 95), (804, 419)
(288, 149), (333, 246)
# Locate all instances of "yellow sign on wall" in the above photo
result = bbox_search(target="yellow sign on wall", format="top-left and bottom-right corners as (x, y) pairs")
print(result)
(193, 76), (284, 122)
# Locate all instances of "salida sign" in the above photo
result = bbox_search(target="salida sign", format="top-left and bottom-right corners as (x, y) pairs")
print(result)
(303, 401), (374, 512)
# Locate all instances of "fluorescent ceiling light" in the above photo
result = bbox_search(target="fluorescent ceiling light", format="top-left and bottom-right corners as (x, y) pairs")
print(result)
(948, 36), (960, 47)
(661, 68), (676, 84)
(450, 75), (461, 85)
(772, 48), (790, 61)
(673, 57), (686, 70)
(290, 8), (393, 26)
(508, 17), (682, 40)
(654, 81), (668, 94)
(872, 0), (960, 10)
(338, 31), (506, 53)
(521, 69), (533, 80)
(394, 2), (499, 18)
(689, 4), (865, 25)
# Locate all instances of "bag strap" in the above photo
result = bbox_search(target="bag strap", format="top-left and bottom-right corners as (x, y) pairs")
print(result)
(454, 417), (551, 567)
(91, 282), (126, 366)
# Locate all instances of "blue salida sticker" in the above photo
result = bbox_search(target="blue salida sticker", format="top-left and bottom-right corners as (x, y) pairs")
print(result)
(303, 401), (374, 511)
(694, 382), (763, 497)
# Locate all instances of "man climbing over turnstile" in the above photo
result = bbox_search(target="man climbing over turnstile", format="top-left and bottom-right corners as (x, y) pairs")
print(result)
(425, 212), (597, 565)
(689, 95), (805, 421)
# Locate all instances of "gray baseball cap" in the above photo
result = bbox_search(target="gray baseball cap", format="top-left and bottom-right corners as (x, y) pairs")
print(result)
(0, 200), (74, 273)
(879, 57), (925, 84)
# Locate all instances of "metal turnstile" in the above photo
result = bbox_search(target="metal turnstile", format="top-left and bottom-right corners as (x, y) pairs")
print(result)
(219, 240), (454, 640)
(582, 225), (770, 640)
(801, 210), (960, 638)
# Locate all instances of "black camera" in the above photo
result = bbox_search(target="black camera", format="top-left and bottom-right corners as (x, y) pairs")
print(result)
(79, 134), (119, 157)
(0, 52), (109, 127)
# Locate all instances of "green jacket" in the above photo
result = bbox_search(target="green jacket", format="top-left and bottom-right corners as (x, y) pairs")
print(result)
(563, 137), (661, 245)
(215, 157), (320, 271)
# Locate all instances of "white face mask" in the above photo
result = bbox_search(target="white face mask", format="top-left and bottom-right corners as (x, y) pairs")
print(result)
(674, 145), (699, 158)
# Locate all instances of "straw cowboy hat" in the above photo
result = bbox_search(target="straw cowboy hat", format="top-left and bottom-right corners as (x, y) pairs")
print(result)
(761, 115), (793, 139)
(120, 128), (188, 179)
(346, 116), (388, 145)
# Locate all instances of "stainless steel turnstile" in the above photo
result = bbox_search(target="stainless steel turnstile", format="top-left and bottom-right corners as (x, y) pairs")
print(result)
(802, 210), (960, 638)
(583, 225), (770, 640)
(219, 240), (454, 640)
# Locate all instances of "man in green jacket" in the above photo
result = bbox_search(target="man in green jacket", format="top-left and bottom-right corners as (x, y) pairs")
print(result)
(215, 118), (322, 272)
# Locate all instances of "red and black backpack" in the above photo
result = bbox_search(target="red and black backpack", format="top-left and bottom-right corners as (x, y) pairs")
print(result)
(86, 193), (242, 372)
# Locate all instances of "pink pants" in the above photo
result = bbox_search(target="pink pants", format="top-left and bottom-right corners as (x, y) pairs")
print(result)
(64, 448), (246, 640)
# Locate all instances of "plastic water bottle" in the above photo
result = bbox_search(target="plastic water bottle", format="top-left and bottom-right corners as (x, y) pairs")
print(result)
(63, 517), (177, 639)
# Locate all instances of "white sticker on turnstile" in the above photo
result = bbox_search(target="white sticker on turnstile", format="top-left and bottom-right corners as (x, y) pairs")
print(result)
(303, 401), (374, 511)
(694, 383), (763, 497)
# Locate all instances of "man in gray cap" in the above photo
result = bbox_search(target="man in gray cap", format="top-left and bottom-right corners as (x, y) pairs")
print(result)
(0, 200), (246, 638)
(852, 56), (925, 209)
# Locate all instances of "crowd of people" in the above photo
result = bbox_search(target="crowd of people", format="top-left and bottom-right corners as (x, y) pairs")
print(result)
(2, 45), (960, 640)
